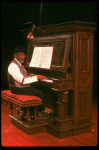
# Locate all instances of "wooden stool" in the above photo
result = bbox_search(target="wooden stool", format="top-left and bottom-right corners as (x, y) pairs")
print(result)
(1, 90), (42, 124)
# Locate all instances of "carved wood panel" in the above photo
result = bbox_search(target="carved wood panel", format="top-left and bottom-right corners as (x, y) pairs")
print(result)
(79, 90), (87, 118)
(78, 33), (92, 88)
(79, 77), (89, 87)
(77, 88), (91, 124)
(53, 79), (75, 91)
(26, 35), (71, 72)
(78, 33), (91, 73)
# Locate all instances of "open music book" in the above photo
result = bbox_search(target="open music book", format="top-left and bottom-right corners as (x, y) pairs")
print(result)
(29, 46), (54, 69)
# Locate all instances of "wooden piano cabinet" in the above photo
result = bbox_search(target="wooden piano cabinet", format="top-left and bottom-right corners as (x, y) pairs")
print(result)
(20, 21), (97, 138)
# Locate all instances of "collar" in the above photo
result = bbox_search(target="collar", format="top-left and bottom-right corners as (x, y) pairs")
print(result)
(14, 58), (21, 66)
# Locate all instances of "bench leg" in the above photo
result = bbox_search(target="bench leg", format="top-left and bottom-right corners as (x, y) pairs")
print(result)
(27, 107), (30, 125)
(10, 102), (13, 115)
(35, 106), (36, 123)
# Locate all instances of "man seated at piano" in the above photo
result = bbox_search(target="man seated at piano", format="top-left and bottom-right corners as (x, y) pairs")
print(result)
(7, 45), (46, 119)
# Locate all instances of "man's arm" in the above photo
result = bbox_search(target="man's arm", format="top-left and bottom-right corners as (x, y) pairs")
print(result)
(8, 63), (38, 85)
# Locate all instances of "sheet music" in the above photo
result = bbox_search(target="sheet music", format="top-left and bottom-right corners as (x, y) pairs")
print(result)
(29, 47), (42, 67)
(29, 46), (54, 69)
(40, 46), (54, 69)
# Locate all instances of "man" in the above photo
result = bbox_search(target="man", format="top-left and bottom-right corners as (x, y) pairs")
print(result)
(8, 45), (46, 119)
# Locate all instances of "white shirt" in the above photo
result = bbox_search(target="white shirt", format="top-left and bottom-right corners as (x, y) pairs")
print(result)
(8, 58), (38, 85)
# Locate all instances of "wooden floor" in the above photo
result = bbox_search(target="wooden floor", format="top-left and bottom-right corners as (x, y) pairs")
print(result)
(1, 96), (98, 147)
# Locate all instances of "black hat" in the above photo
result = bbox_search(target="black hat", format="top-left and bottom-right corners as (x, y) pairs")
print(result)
(14, 45), (26, 54)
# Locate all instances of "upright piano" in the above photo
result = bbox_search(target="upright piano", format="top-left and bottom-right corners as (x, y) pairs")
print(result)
(23, 21), (97, 138)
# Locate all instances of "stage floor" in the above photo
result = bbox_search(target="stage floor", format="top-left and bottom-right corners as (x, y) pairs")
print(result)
(1, 96), (98, 147)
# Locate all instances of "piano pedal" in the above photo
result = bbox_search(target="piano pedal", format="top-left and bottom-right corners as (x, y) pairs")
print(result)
(43, 107), (53, 114)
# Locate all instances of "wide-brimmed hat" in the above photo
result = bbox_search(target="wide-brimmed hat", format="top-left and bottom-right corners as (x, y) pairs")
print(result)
(14, 45), (26, 54)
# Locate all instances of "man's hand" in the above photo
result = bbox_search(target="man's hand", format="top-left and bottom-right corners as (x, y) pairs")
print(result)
(36, 75), (47, 80)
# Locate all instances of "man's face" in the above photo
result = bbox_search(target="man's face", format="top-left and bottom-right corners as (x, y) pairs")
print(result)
(14, 52), (26, 64)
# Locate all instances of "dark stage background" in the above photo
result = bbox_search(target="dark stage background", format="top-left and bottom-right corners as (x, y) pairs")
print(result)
(1, 2), (98, 98)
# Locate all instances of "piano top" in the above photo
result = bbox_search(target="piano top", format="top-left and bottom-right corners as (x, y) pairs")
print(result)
(21, 21), (97, 38)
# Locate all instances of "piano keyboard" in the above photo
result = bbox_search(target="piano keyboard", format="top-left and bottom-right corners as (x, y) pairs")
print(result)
(41, 78), (53, 83)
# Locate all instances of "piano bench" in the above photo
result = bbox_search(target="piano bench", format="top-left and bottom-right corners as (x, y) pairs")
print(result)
(1, 90), (42, 124)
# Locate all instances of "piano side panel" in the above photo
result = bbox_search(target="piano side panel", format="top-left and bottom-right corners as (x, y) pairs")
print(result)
(74, 32), (94, 126)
